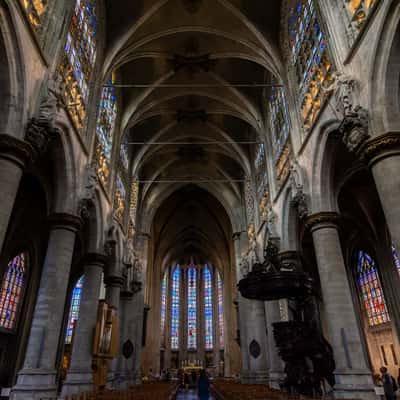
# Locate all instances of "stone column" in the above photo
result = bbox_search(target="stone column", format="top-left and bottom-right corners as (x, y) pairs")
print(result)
(61, 253), (106, 396)
(358, 133), (400, 253)
(233, 231), (269, 383)
(264, 300), (284, 389)
(0, 135), (33, 253)
(11, 213), (82, 400)
(305, 212), (375, 399)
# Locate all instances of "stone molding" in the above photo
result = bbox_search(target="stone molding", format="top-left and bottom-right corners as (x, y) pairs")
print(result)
(81, 252), (107, 267)
(304, 212), (341, 233)
(104, 275), (124, 288)
(0, 134), (34, 168)
(357, 131), (400, 167)
(47, 213), (82, 233)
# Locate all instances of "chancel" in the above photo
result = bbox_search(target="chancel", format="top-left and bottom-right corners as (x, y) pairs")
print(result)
(0, 0), (399, 399)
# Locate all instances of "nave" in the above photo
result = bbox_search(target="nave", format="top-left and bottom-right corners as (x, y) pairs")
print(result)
(1, 0), (400, 399)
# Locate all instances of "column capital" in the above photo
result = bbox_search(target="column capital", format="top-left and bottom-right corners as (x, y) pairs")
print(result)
(357, 131), (400, 167)
(104, 275), (124, 288)
(47, 213), (82, 233)
(81, 252), (107, 267)
(304, 211), (341, 232)
(0, 134), (34, 168)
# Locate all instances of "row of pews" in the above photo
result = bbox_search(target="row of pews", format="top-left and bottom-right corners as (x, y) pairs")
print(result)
(211, 380), (359, 400)
(63, 382), (179, 400)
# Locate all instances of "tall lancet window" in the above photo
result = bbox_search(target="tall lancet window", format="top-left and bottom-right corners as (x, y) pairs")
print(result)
(217, 271), (224, 349)
(60, 0), (97, 131)
(268, 86), (292, 185)
(65, 276), (84, 344)
(356, 251), (390, 327)
(95, 78), (117, 187)
(204, 265), (213, 350)
(288, 0), (333, 133)
(0, 253), (28, 330)
(254, 143), (268, 201)
(160, 272), (168, 346)
(171, 266), (181, 350)
(187, 265), (197, 349)
(114, 174), (127, 225)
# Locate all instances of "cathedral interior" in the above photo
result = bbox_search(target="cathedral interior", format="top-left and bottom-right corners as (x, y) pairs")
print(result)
(0, 0), (400, 399)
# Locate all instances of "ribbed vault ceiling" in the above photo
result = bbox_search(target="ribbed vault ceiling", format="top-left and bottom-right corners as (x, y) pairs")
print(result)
(102, 0), (284, 260)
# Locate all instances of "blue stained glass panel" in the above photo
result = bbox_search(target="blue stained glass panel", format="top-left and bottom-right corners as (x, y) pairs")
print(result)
(356, 251), (390, 327)
(217, 271), (224, 349)
(0, 253), (27, 330)
(187, 265), (197, 349)
(171, 266), (181, 350)
(204, 265), (213, 350)
(65, 276), (84, 344)
(160, 272), (168, 345)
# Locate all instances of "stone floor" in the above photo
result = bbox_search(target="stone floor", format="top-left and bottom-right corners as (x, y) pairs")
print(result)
(176, 389), (215, 399)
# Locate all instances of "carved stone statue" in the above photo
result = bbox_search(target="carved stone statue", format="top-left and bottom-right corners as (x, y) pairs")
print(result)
(259, 190), (270, 222)
(124, 238), (136, 267)
(340, 105), (370, 152)
(247, 223), (259, 268)
(82, 163), (98, 201)
(322, 71), (355, 117)
(239, 256), (250, 277)
(289, 161), (309, 219)
(133, 259), (143, 282)
(266, 205), (279, 237)
(38, 74), (66, 127)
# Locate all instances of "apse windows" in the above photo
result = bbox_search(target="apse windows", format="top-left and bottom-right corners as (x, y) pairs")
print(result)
(204, 265), (214, 350)
(20, 0), (48, 34)
(356, 251), (390, 327)
(217, 271), (224, 349)
(95, 79), (117, 187)
(163, 264), (224, 353)
(288, 0), (333, 133)
(65, 276), (84, 344)
(59, 0), (97, 131)
(0, 253), (27, 330)
(268, 86), (292, 185)
(188, 265), (197, 349)
(171, 266), (181, 350)
(160, 272), (168, 346)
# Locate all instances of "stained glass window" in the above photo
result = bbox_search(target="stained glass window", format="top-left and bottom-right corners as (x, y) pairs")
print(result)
(254, 143), (268, 201)
(288, 0), (333, 132)
(0, 253), (27, 330)
(268, 86), (292, 184)
(95, 79), (117, 187)
(204, 264), (213, 350)
(59, 0), (97, 131)
(120, 136), (129, 171)
(20, 0), (48, 34)
(217, 271), (224, 349)
(171, 266), (181, 350)
(392, 244), (400, 275)
(65, 276), (84, 344)
(244, 179), (255, 224)
(114, 173), (127, 225)
(187, 265), (197, 349)
(356, 251), (390, 327)
(130, 180), (139, 227)
(343, 0), (378, 45)
(160, 272), (168, 346)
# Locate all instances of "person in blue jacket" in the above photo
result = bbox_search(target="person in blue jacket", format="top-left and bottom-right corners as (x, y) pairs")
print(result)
(197, 369), (210, 400)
